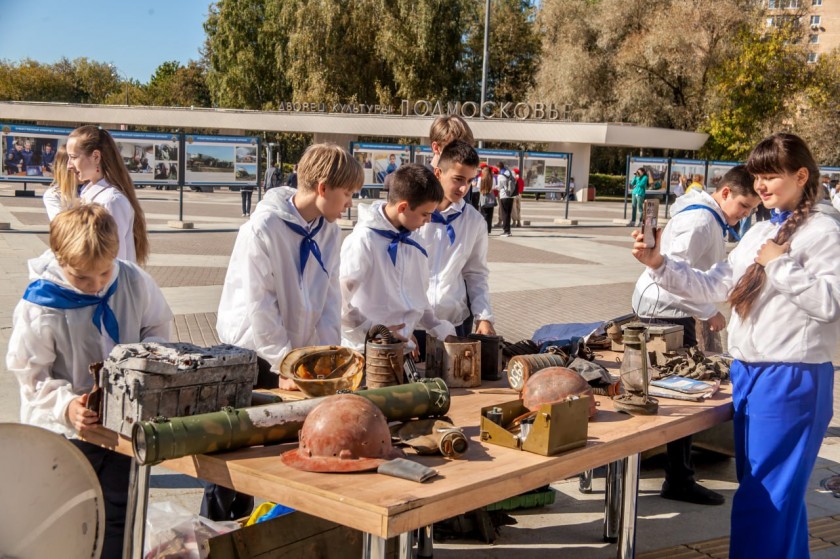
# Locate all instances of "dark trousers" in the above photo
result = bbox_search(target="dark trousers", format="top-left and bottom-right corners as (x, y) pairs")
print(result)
(499, 198), (513, 234)
(241, 190), (253, 215)
(643, 315), (697, 487)
(480, 206), (494, 234)
(70, 439), (132, 559)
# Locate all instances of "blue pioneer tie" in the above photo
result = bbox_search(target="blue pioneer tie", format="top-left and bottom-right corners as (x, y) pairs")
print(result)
(283, 217), (328, 277)
(370, 227), (428, 265)
(23, 277), (121, 343)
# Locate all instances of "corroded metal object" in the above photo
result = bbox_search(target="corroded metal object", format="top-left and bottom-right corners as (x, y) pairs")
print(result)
(467, 334), (504, 380)
(425, 335), (481, 388)
(281, 394), (404, 473)
(390, 417), (469, 458)
(278, 345), (364, 398)
(364, 325), (405, 388)
(101, 342), (257, 436)
(132, 378), (451, 465)
(521, 367), (597, 419)
(506, 353), (569, 391)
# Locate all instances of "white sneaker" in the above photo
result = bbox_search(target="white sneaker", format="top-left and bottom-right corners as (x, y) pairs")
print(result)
(500, 233), (511, 237)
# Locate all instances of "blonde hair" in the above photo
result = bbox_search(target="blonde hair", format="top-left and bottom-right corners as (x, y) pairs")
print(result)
(51, 145), (79, 211)
(296, 143), (363, 193)
(429, 115), (475, 147)
(50, 204), (119, 270)
(69, 125), (149, 265)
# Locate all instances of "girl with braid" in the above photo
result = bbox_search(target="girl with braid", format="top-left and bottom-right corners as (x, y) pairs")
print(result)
(631, 132), (840, 559)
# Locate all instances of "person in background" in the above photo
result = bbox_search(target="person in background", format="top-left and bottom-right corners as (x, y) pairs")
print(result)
(287, 164), (298, 188)
(497, 162), (516, 237)
(240, 182), (255, 217)
(629, 167), (649, 227)
(477, 166), (496, 234)
(42, 145), (80, 221)
(67, 125), (149, 265)
(686, 174), (705, 194)
(511, 167), (525, 227)
(567, 176), (577, 201)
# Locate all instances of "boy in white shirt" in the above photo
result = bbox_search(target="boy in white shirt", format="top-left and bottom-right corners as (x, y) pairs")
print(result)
(217, 143), (363, 390)
(341, 164), (456, 352)
(416, 140), (495, 339)
(7, 205), (172, 558)
(209, 143), (362, 521)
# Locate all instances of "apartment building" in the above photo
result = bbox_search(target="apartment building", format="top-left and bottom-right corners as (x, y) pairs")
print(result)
(767, 0), (840, 61)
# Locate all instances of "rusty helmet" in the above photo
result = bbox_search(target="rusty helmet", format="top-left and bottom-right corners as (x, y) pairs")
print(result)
(521, 367), (597, 418)
(281, 394), (404, 473)
(278, 345), (364, 398)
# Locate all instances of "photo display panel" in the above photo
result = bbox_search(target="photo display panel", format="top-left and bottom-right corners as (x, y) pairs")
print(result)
(185, 134), (259, 185)
(522, 151), (570, 192)
(350, 142), (411, 186)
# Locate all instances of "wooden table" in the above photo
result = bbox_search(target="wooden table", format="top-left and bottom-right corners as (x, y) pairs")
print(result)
(88, 374), (733, 559)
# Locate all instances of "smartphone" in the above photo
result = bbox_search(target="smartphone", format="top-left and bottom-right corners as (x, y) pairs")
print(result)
(641, 198), (659, 248)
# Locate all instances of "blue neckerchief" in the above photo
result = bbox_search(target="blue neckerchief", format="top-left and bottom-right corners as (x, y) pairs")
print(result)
(770, 209), (792, 225)
(282, 217), (327, 277)
(370, 227), (428, 266)
(430, 209), (463, 245)
(23, 277), (120, 343)
(679, 204), (740, 241)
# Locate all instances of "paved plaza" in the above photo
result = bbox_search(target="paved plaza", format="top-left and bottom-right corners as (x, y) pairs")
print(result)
(1, 185), (840, 557)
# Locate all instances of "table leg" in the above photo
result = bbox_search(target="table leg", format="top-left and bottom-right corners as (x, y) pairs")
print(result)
(603, 460), (623, 543)
(362, 533), (387, 559)
(579, 469), (593, 493)
(398, 531), (414, 559)
(617, 453), (641, 559)
(123, 459), (151, 559)
(417, 525), (433, 558)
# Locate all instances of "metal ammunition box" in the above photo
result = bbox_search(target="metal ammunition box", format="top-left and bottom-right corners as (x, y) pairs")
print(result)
(479, 397), (589, 456)
(612, 323), (684, 353)
(100, 342), (257, 436)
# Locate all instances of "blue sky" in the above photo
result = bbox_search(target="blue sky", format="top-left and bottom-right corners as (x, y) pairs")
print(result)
(0, 0), (209, 82)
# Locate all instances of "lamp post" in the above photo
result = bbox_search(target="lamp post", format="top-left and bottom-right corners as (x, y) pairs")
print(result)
(479, 0), (491, 149)
(109, 64), (130, 105)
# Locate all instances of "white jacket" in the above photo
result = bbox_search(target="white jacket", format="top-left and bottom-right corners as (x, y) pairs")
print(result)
(340, 202), (456, 350)
(42, 185), (64, 221)
(650, 210), (840, 363)
(81, 179), (136, 263)
(416, 199), (494, 325)
(216, 187), (341, 371)
(7, 253), (172, 438)
(633, 189), (728, 321)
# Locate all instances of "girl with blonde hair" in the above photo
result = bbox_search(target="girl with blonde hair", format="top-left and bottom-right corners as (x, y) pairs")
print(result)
(42, 145), (80, 221)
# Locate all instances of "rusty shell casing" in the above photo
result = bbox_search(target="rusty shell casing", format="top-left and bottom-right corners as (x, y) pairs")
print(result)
(132, 377), (450, 465)
(506, 353), (570, 391)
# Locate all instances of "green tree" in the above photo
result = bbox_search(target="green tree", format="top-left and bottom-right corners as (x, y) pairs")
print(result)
(203, 0), (293, 109)
(702, 25), (811, 160)
(460, 0), (541, 103)
(143, 61), (212, 107)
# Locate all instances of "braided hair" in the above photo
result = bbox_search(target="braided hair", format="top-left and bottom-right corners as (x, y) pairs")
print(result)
(728, 133), (821, 318)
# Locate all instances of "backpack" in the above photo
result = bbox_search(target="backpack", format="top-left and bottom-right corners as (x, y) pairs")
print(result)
(502, 169), (517, 197)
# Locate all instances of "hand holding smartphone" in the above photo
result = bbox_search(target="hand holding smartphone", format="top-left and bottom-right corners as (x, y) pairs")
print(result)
(641, 198), (659, 248)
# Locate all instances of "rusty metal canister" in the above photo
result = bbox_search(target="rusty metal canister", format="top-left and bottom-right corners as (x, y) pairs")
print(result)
(468, 334), (504, 380)
(506, 353), (569, 391)
(425, 336), (481, 388)
(365, 338), (405, 388)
